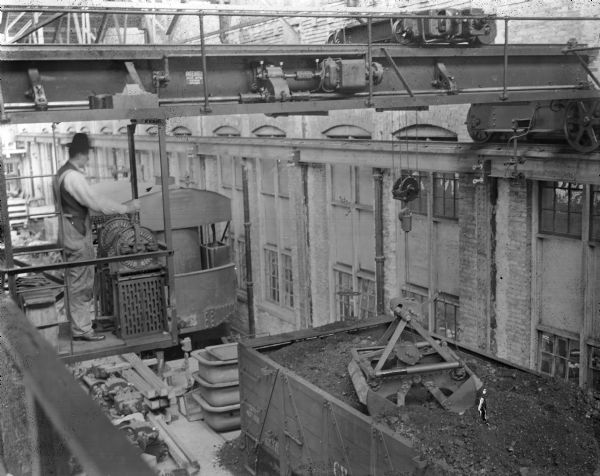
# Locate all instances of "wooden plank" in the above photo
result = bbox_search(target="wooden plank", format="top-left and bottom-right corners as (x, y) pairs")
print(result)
(122, 369), (157, 399)
(146, 413), (200, 474)
(121, 354), (169, 397)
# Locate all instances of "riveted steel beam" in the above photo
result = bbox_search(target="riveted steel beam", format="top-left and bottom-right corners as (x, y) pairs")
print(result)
(0, 43), (597, 124)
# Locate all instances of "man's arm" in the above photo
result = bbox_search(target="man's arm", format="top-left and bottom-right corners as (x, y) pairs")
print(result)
(62, 170), (138, 215)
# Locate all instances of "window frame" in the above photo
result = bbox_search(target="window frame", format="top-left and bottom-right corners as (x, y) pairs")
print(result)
(259, 159), (295, 310)
(538, 331), (580, 384)
(539, 181), (583, 238)
(433, 172), (459, 220)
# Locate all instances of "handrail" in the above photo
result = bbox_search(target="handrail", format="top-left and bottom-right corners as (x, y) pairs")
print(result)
(1, 248), (173, 275)
(2, 3), (600, 21)
(0, 294), (153, 475)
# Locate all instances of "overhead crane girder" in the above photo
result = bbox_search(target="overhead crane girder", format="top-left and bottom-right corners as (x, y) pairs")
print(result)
(0, 42), (597, 125)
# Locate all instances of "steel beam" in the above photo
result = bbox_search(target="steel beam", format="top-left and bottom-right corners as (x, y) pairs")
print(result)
(1, 43), (597, 124)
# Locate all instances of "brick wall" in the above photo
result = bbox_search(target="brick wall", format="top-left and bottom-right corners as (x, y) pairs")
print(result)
(307, 164), (333, 326)
(458, 174), (495, 350)
(382, 170), (399, 308)
(494, 178), (532, 366)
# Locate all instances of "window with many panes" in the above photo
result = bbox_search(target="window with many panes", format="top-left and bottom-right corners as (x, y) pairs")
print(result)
(591, 186), (600, 241)
(400, 170), (428, 215)
(334, 268), (355, 320)
(282, 253), (294, 308)
(357, 274), (376, 319)
(539, 181), (583, 237)
(330, 164), (376, 321)
(260, 159), (294, 310)
(433, 172), (459, 219)
(434, 296), (459, 339)
(539, 331), (579, 384)
(220, 155), (233, 188)
(264, 247), (279, 303)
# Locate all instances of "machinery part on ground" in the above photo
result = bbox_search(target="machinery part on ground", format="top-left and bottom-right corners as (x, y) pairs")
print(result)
(467, 100), (600, 153)
(105, 376), (130, 394)
(119, 420), (169, 462)
(328, 8), (496, 46)
(113, 388), (146, 415)
(564, 99), (600, 153)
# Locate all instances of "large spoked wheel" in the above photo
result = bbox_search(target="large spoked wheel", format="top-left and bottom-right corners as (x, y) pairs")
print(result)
(466, 105), (493, 143)
(564, 100), (600, 153)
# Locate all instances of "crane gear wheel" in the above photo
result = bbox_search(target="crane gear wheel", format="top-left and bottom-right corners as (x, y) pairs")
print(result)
(564, 99), (600, 153)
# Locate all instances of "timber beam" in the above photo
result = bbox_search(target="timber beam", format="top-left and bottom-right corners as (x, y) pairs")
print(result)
(1, 43), (597, 124)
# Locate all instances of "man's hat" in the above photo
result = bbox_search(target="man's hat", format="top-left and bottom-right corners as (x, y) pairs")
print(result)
(67, 133), (92, 155)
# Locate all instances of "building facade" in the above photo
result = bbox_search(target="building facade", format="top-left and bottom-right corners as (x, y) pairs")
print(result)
(5, 0), (600, 391)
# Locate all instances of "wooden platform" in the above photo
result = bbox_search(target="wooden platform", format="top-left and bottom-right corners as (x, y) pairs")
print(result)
(57, 321), (174, 363)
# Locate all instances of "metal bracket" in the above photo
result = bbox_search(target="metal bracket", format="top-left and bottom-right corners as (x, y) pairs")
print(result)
(432, 62), (458, 94)
(255, 62), (291, 102)
(152, 56), (170, 92)
(26, 69), (48, 111)
(125, 62), (146, 92)
(472, 159), (490, 185)
(504, 155), (525, 180)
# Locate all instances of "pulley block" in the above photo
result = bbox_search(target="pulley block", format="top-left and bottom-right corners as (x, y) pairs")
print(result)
(392, 176), (420, 202)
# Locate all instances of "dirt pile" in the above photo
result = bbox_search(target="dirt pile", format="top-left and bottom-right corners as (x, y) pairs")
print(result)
(266, 331), (600, 476)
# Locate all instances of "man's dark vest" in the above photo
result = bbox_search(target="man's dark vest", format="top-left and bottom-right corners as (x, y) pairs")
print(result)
(55, 161), (88, 235)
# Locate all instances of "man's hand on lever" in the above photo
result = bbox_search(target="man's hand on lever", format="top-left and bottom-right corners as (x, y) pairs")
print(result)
(126, 199), (141, 215)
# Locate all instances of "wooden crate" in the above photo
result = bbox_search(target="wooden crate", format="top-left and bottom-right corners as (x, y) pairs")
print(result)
(38, 324), (60, 351)
(24, 302), (59, 328)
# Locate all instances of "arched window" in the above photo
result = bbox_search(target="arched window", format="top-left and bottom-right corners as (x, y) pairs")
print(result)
(66, 126), (75, 133)
(117, 126), (128, 135)
(145, 125), (158, 136)
(80, 126), (90, 133)
(322, 124), (372, 140)
(252, 125), (286, 138)
(213, 125), (241, 137)
(393, 124), (457, 142)
(100, 126), (113, 135)
(171, 126), (192, 136)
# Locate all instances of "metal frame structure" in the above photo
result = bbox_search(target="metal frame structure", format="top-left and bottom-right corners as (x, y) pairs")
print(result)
(0, 4), (599, 362)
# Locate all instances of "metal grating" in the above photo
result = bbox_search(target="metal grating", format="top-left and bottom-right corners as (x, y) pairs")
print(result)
(114, 272), (168, 339)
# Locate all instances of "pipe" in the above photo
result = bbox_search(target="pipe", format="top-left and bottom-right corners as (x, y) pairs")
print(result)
(2, 5), (599, 21)
(126, 122), (138, 199)
(366, 16), (373, 108)
(157, 120), (178, 344)
(373, 168), (385, 316)
(242, 158), (255, 336)
(375, 360), (460, 377)
(4, 83), (590, 111)
(198, 13), (211, 113)
(501, 18), (509, 100)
